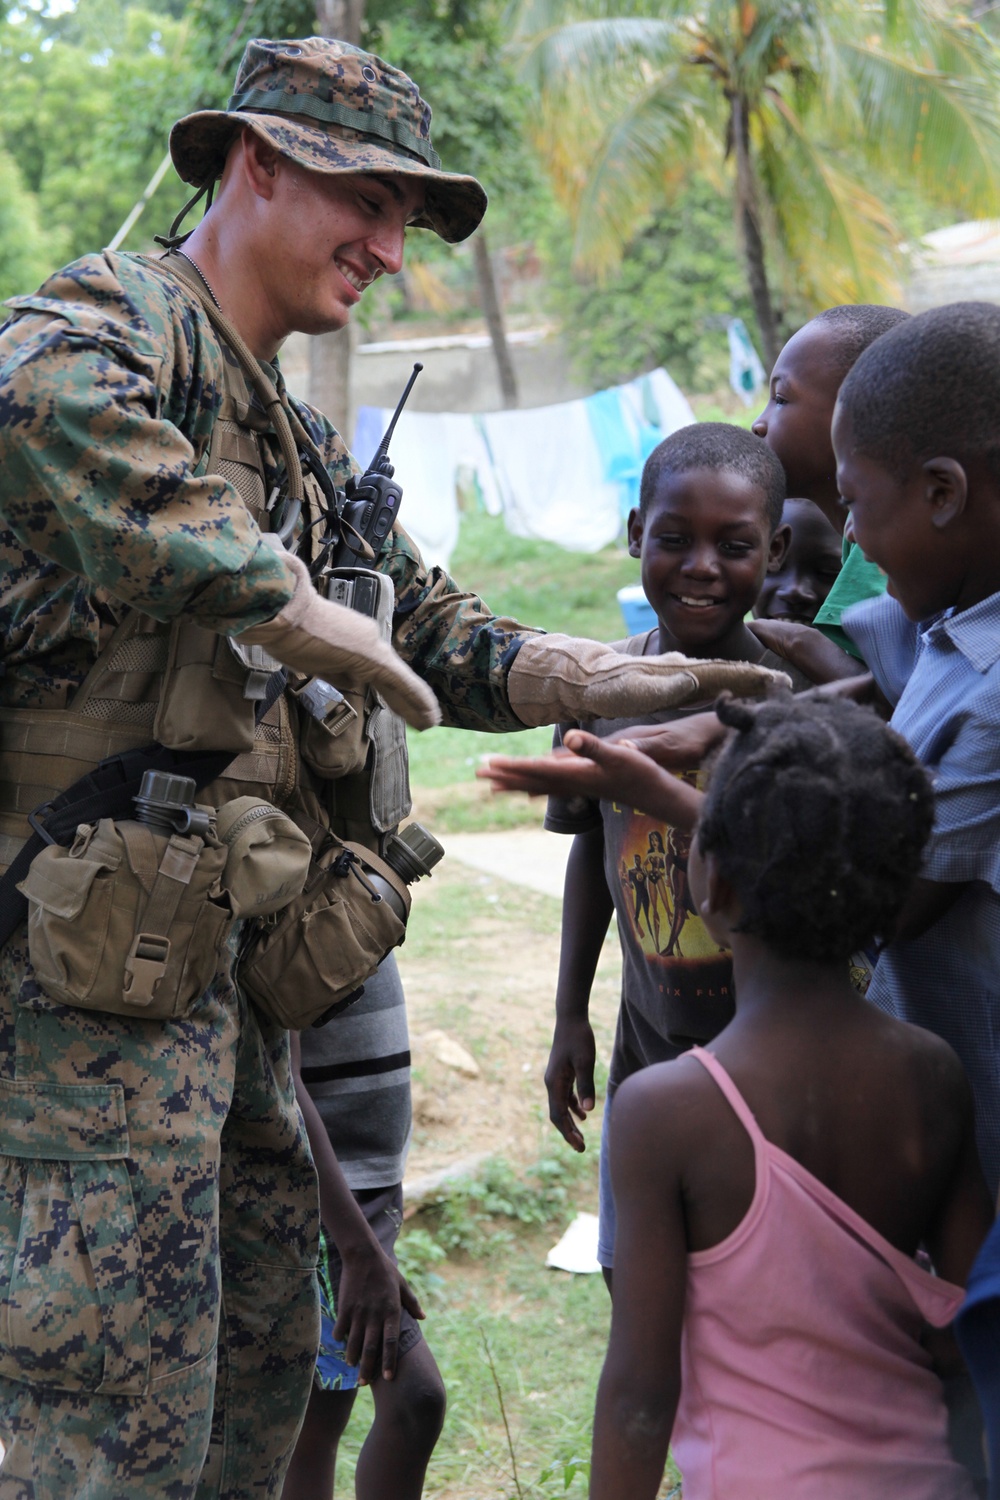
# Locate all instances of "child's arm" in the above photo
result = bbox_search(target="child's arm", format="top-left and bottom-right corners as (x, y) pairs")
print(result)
(591, 1067), (688, 1498)
(918, 1056), (993, 1473)
(289, 1030), (423, 1384)
(548, 826), (613, 1151)
(484, 732), (705, 832)
(750, 618), (868, 683)
(923, 1061), (993, 1295)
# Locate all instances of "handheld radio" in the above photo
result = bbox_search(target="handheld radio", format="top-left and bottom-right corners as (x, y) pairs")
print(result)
(331, 362), (423, 568)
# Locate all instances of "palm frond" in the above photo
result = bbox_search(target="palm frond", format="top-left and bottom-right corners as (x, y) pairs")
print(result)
(567, 70), (704, 275)
(840, 40), (1000, 215)
(513, 14), (678, 91)
(759, 92), (902, 306)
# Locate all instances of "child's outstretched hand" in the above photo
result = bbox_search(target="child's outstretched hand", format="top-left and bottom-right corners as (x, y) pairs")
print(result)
(605, 710), (728, 770)
(479, 731), (704, 831)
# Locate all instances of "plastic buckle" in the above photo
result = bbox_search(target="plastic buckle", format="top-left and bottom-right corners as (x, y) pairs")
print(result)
(123, 933), (171, 1008)
(27, 803), (57, 846)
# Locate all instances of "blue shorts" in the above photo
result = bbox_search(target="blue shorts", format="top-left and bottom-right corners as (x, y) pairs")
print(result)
(597, 1089), (617, 1270)
(314, 1182), (422, 1392)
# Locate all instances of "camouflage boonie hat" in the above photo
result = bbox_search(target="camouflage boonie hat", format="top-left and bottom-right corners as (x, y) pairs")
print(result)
(170, 37), (487, 243)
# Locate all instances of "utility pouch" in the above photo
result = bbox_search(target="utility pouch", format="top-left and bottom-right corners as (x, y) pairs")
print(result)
(291, 676), (368, 781)
(293, 566), (395, 782)
(17, 817), (232, 1020)
(153, 617), (282, 753)
(215, 797), (312, 918)
(239, 834), (411, 1029)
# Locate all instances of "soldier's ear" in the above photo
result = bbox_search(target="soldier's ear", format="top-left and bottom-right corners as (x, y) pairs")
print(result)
(241, 127), (281, 198)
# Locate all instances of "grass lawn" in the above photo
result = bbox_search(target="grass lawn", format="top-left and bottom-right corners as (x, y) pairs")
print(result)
(338, 1188), (683, 1500)
(406, 508), (640, 820)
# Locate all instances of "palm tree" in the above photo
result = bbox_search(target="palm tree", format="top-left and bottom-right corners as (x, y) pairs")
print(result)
(512, 0), (1000, 367)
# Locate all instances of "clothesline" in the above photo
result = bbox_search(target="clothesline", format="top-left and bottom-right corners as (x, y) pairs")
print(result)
(352, 367), (694, 569)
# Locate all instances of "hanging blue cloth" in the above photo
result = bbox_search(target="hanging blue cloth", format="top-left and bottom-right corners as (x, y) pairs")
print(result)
(585, 386), (662, 521)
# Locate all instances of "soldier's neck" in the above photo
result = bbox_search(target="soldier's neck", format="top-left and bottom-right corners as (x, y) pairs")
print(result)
(182, 219), (284, 363)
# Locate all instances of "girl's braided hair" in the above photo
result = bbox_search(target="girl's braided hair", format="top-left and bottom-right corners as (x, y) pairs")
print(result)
(697, 693), (934, 962)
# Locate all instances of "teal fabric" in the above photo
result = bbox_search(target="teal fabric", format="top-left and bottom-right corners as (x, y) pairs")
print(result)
(814, 537), (887, 659)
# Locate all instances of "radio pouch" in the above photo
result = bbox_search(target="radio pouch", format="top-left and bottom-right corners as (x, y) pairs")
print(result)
(17, 818), (232, 1020)
(293, 567), (395, 782)
(240, 834), (411, 1029)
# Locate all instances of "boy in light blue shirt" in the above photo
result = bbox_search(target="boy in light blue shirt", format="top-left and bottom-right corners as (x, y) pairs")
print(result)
(835, 302), (1000, 1195)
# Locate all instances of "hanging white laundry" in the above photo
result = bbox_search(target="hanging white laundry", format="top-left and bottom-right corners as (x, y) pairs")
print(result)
(350, 409), (501, 570)
(479, 400), (622, 553)
(351, 367), (695, 564)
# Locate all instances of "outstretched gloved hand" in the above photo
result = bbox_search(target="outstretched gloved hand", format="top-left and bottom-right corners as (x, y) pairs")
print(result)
(506, 633), (790, 727)
(235, 552), (440, 730)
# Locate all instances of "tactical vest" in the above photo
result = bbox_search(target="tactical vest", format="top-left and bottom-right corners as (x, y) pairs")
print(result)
(0, 253), (410, 875)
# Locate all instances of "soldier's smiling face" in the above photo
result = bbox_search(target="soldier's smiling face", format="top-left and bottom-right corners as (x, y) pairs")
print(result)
(255, 152), (425, 336)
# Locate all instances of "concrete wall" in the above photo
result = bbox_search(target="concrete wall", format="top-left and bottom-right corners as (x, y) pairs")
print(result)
(280, 326), (589, 424)
(906, 262), (1000, 312)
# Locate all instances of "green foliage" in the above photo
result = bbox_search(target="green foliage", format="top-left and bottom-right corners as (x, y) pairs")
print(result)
(0, 0), (199, 259)
(367, 1), (545, 236)
(538, 1456), (591, 1492)
(545, 178), (758, 392)
(394, 1224), (447, 1285)
(0, 148), (64, 299)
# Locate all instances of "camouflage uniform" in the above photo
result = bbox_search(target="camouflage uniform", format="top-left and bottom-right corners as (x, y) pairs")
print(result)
(0, 244), (535, 1500)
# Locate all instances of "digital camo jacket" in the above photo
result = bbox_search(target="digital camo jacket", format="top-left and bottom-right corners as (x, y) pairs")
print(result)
(0, 250), (536, 729)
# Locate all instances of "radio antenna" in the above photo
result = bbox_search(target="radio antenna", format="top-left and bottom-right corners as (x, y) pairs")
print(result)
(371, 362), (423, 475)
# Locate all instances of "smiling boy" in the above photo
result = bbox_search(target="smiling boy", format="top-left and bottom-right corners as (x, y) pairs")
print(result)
(544, 424), (811, 1282)
(833, 302), (1000, 1195)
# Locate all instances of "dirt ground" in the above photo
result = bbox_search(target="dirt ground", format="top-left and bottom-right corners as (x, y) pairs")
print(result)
(396, 831), (622, 1186)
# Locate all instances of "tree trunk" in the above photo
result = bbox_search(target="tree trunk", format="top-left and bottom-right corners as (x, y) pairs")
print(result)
(472, 228), (519, 409)
(308, 0), (364, 434)
(315, 0), (363, 45)
(731, 93), (780, 373)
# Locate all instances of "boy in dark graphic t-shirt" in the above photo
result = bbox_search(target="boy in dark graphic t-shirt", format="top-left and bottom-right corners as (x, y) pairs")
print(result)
(544, 424), (811, 1282)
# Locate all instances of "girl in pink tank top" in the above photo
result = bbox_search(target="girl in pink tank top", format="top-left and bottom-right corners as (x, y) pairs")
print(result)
(587, 694), (994, 1500)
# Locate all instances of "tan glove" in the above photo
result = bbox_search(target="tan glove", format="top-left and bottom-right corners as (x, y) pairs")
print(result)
(506, 633), (790, 727)
(236, 553), (440, 731)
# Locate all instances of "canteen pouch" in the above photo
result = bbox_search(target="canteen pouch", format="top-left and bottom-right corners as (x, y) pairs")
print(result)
(240, 835), (411, 1029)
(153, 617), (282, 753)
(294, 566), (396, 782)
(215, 797), (313, 917)
(17, 817), (232, 1020)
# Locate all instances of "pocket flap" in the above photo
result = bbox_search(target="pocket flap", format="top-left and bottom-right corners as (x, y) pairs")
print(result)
(17, 849), (108, 921)
(0, 1078), (128, 1160)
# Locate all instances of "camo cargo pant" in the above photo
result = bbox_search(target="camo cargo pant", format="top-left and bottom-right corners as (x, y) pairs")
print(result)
(0, 925), (320, 1500)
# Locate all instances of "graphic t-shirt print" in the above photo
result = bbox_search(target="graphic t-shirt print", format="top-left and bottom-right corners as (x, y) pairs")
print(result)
(605, 771), (734, 1044)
